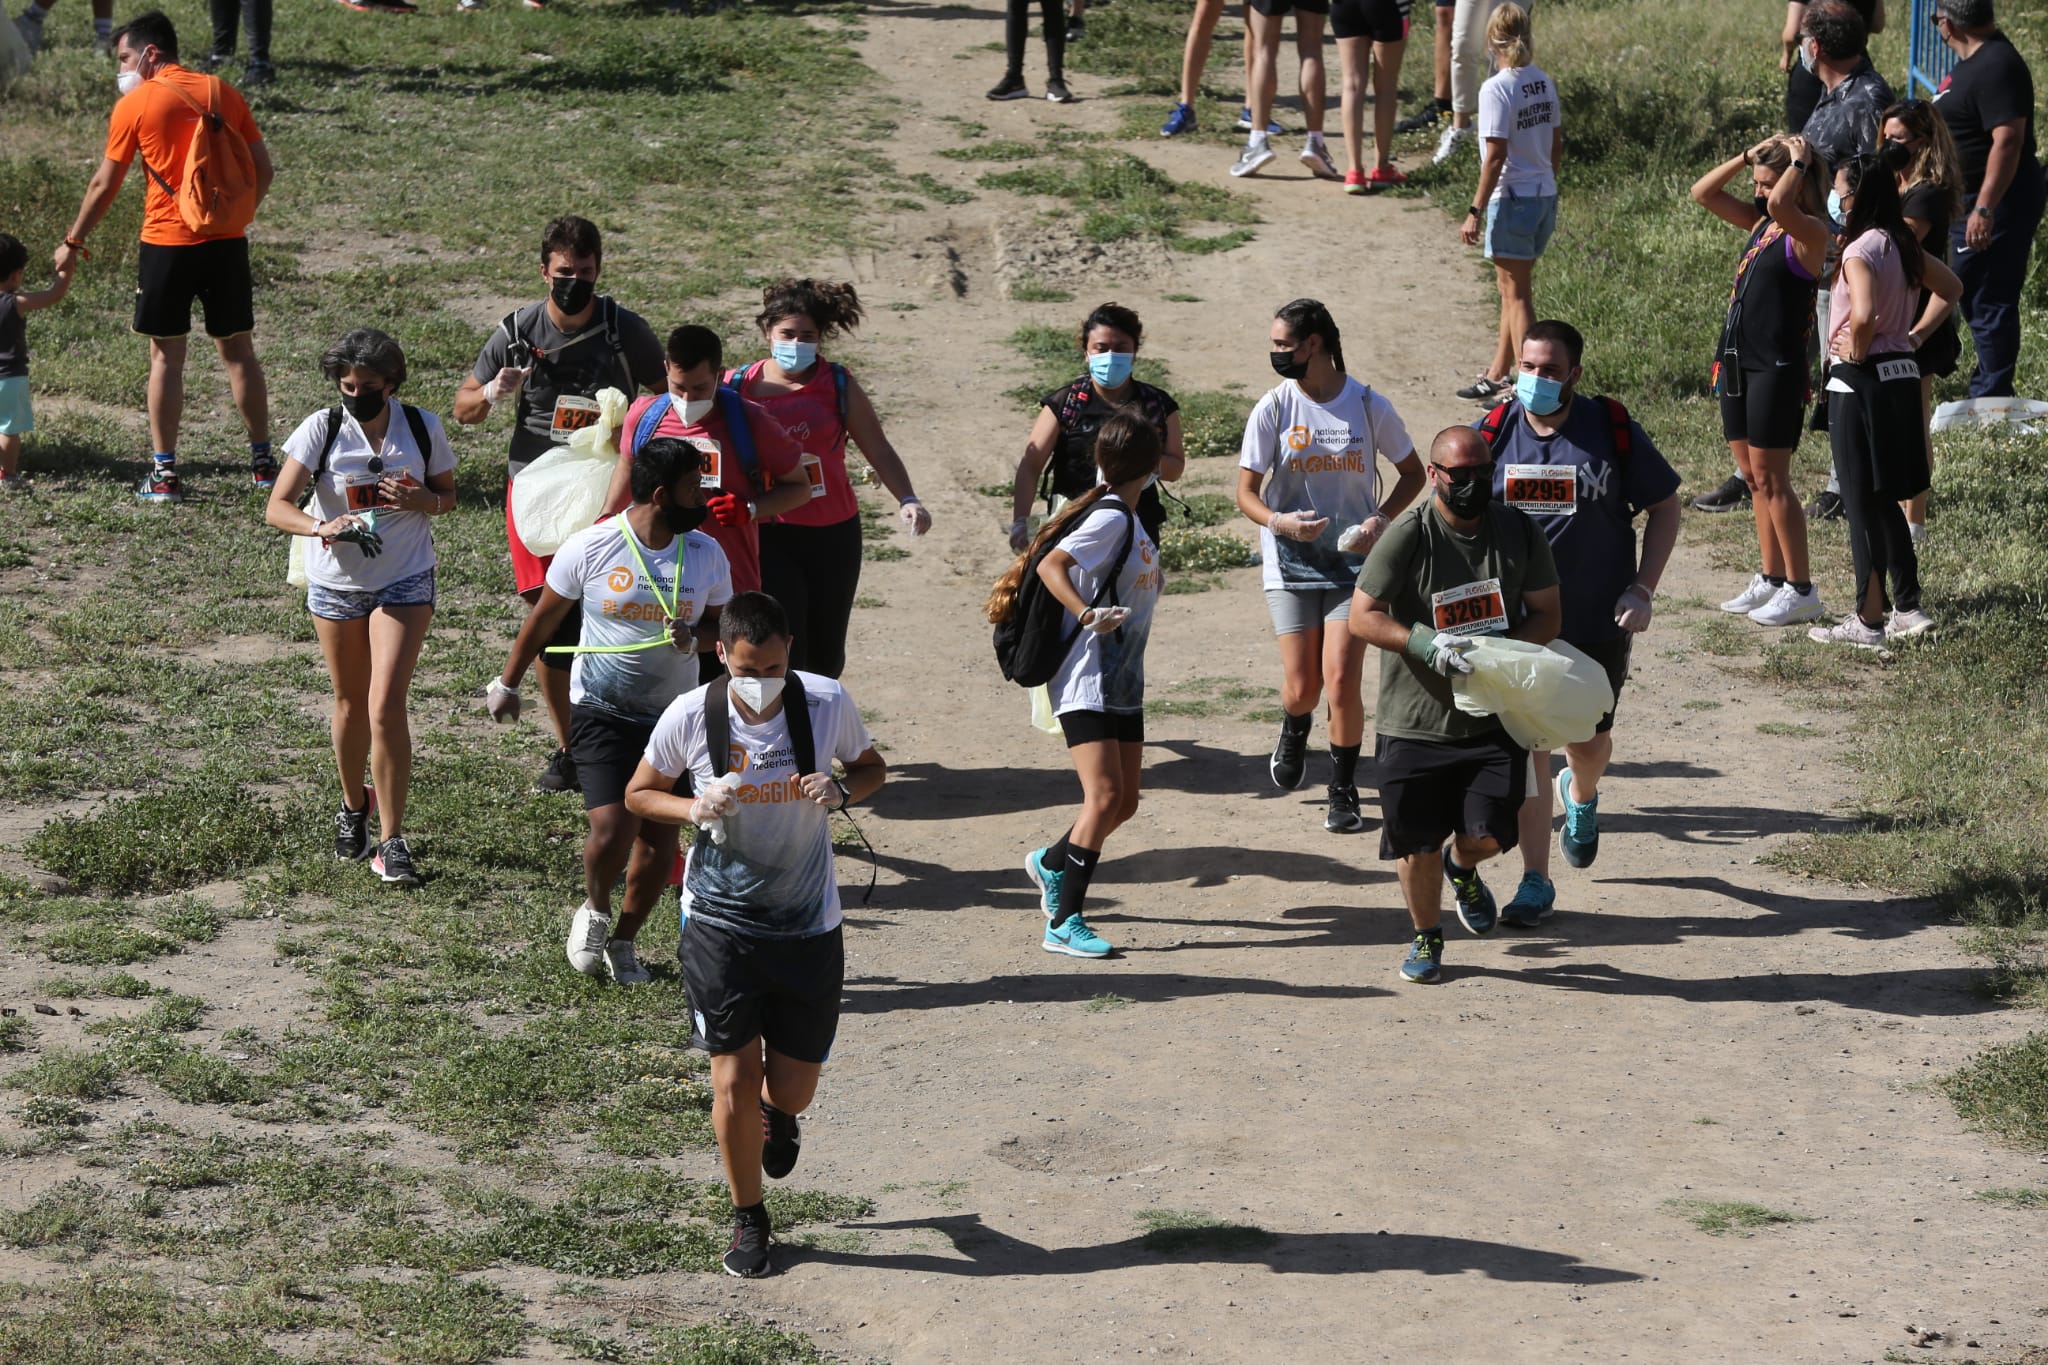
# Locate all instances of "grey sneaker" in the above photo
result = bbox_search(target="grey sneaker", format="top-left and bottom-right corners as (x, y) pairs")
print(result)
(1884, 608), (1936, 640)
(1230, 142), (1277, 178)
(1807, 614), (1885, 650)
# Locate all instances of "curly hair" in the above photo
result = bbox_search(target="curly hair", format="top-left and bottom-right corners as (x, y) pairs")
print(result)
(757, 278), (865, 339)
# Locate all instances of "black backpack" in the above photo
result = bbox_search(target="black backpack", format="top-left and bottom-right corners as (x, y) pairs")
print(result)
(991, 501), (1135, 688)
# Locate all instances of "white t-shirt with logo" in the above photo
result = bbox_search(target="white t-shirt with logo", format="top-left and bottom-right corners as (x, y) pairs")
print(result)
(644, 673), (874, 940)
(1239, 376), (1415, 591)
(544, 518), (732, 724)
(283, 404), (457, 593)
(1050, 495), (1162, 717)
(1478, 63), (1559, 200)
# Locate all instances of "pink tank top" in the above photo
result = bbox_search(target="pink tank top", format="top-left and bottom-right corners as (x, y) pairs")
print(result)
(732, 359), (859, 528)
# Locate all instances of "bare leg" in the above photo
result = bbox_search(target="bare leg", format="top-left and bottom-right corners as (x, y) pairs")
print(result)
(365, 603), (432, 841)
(1490, 256), (1535, 382)
(1320, 623), (1367, 748)
(519, 586), (577, 753)
(0, 433), (19, 479)
(1752, 446), (1808, 583)
(582, 803), (638, 919)
(1068, 737), (1130, 849)
(314, 615), (373, 813)
(146, 335), (187, 455)
(1276, 624), (1325, 721)
(711, 1047), (769, 1209)
(1517, 747), (1553, 879)
(615, 819), (680, 941)
(1296, 11), (1327, 134)
(1178, 0), (1227, 106)
(1338, 37), (1368, 175)
(1372, 36), (1407, 168)
(1247, 6), (1282, 137)
(214, 331), (270, 446)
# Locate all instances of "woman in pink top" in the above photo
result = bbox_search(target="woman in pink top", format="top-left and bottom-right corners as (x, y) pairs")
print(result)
(730, 279), (929, 679)
(1806, 144), (1961, 649)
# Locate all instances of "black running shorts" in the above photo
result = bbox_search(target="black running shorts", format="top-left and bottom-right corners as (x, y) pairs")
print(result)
(1058, 708), (1145, 747)
(1569, 634), (1632, 736)
(569, 704), (689, 812)
(1374, 729), (1527, 860)
(1331, 0), (1410, 42)
(1250, 0), (1331, 16)
(132, 238), (256, 339)
(680, 917), (844, 1064)
(1718, 365), (1807, 451)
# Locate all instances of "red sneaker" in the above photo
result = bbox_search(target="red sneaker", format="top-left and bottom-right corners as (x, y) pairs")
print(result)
(1368, 163), (1408, 187)
(1343, 169), (1368, 196)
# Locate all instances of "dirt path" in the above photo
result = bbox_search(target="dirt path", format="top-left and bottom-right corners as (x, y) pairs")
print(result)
(683, 3), (2048, 1362)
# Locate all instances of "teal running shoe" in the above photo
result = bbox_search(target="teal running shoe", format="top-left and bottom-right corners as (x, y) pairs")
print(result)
(1025, 848), (1062, 924)
(1556, 767), (1600, 868)
(1400, 929), (1444, 983)
(1043, 913), (1111, 958)
(1501, 871), (1556, 928)
(1442, 844), (1497, 936)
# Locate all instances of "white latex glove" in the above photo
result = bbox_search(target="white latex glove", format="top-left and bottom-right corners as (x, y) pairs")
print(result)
(693, 775), (743, 844)
(1008, 518), (1031, 554)
(1083, 605), (1130, 635)
(798, 772), (848, 810)
(899, 497), (931, 537)
(1336, 515), (1389, 555)
(485, 679), (521, 723)
(1420, 631), (1478, 676)
(1268, 511), (1331, 543)
(481, 365), (531, 405)
(1615, 584), (1654, 633)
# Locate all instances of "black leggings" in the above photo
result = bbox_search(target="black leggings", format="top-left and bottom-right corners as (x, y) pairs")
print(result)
(1005, 0), (1066, 79)
(759, 514), (863, 680)
(1828, 388), (1921, 620)
(209, 0), (271, 64)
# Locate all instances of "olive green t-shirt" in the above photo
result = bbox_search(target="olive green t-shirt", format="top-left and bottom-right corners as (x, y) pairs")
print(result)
(1355, 499), (1559, 743)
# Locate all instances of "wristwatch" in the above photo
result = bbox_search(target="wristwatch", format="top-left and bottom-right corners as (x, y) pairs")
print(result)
(1466, 205), (1483, 219)
(1972, 205), (1995, 219)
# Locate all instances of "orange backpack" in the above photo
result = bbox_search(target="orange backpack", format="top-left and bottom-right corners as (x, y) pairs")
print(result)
(140, 77), (259, 238)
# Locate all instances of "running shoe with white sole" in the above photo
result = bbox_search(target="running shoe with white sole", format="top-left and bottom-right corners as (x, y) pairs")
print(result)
(1807, 614), (1885, 649)
(1442, 845), (1497, 935)
(1806, 488), (1846, 521)
(1045, 77), (1073, 104)
(1394, 100), (1444, 134)
(334, 787), (376, 862)
(1344, 169), (1369, 195)
(1886, 607), (1935, 640)
(1720, 573), (1777, 615)
(1236, 107), (1284, 134)
(1747, 582), (1824, 627)
(724, 1211), (772, 1278)
(251, 452), (280, 489)
(603, 937), (650, 986)
(1432, 124), (1474, 164)
(372, 835), (422, 888)
(567, 901), (609, 977)
(761, 1100), (801, 1179)
(1399, 929), (1444, 983)
(1555, 766), (1599, 869)
(1456, 375), (1509, 402)
(1160, 102), (1196, 137)
(1324, 783), (1365, 834)
(1064, 16), (1082, 41)
(1690, 473), (1750, 512)
(1367, 163), (1407, 187)
(987, 73), (1031, 101)
(1043, 913), (1111, 958)
(1500, 871), (1556, 928)
(1230, 142), (1277, 178)
(1269, 716), (1309, 790)
(1299, 141), (1342, 181)
(138, 466), (185, 504)
(1025, 848), (1063, 924)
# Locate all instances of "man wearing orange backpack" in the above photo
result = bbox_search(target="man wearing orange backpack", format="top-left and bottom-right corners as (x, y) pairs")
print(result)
(52, 10), (273, 505)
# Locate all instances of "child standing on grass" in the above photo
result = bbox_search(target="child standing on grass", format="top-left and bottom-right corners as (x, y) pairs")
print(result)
(0, 232), (75, 492)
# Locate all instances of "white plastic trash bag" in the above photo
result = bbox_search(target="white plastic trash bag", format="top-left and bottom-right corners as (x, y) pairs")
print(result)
(510, 386), (629, 555)
(1029, 683), (1062, 735)
(0, 14), (31, 97)
(287, 534), (309, 589)
(1930, 396), (2048, 434)
(1451, 637), (1615, 753)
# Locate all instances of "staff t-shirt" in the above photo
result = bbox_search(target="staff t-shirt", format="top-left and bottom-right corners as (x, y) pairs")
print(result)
(1478, 63), (1559, 200)
(1482, 399), (1680, 647)
(544, 519), (732, 723)
(644, 674), (874, 940)
(103, 66), (264, 247)
(1049, 495), (1162, 717)
(1356, 499), (1559, 743)
(1829, 229), (1918, 357)
(471, 298), (664, 476)
(1239, 376), (1414, 591)
(1936, 33), (2037, 194)
(620, 392), (805, 595)
(283, 403), (456, 593)
(0, 293), (25, 379)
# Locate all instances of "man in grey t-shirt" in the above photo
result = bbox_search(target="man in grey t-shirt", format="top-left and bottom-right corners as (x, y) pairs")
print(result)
(454, 214), (665, 795)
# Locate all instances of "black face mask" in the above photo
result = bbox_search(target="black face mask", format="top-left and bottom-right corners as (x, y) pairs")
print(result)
(1270, 349), (1309, 381)
(550, 276), (596, 315)
(1438, 474), (1492, 520)
(1752, 194), (1769, 218)
(342, 387), (387, 422)
(663, 503), (709, 535)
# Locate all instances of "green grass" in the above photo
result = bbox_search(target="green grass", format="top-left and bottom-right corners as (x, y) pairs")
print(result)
(1662, 1199), (1815, 1237)
(1135, 1208), (1277, 1254)
(1944, 1034), (2048, 1152)
(1974, 1186), (2048, 1211)
(1085, 992), (1134, 1012)
(977, 153), (1257, 251)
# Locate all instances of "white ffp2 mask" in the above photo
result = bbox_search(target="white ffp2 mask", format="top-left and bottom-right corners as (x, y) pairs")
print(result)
(727, 675), (785, 712)
(679, 396), (714, 425)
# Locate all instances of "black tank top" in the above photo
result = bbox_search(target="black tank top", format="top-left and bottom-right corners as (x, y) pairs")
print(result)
(1722, 219), (1817, 371)
(1039, 376), (1179, 538)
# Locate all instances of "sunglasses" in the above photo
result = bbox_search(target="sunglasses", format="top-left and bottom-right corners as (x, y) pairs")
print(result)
(1432, 461), (1495, 486)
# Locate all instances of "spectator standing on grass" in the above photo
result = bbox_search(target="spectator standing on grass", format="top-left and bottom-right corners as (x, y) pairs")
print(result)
(1933, 0), (2044, 401)
(1349, 425), (1561, 984)
(11, 0), (114, 57)
(1783, 0), (1884, 136)
(1395, 1), (1455, 136)
(201, 0), (273, 85)
(1474, 321), (1680, 927)
(988, 0), (1072, 104)
(1159, 1), (1271, 139)
(625, 592), (887, 1280)
(453, 215), (666, 798)
(264, 329), (456, 891)
(53, 11), (274, 507)
(1231, 0), (1342, 181)
(1433, 0), (1535, 166)
(0, 232), (76, 494)
(1691, 134), (1828, 629)
(1333, 0), (1412, 193)
(1883, 99), (1964, 541)
(1452, 3), (1557, 405)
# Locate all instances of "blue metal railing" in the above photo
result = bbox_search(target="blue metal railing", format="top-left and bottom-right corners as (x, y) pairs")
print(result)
(1907, 0), (1956, 99)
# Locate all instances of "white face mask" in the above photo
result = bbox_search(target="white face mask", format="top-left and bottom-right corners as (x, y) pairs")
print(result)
(727, 675), (786, 712)
(678, 396), (714, 425)
(117, 69), (144, 95)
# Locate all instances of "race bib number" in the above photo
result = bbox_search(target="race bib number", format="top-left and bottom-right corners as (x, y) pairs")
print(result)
(801, 453), (827, 500)
(690, 437), (724, 490)
(342, 472), (383, 512)
(1503, 464), (1576, 515)
(1431, 578), (1508, 637)
(550, 394), (602, 445)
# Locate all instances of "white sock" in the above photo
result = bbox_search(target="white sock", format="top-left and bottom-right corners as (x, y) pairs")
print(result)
(1907, 521), (1926, 543)
(1249, 130), (1269, 151)
(1305, 131), (1326, 150)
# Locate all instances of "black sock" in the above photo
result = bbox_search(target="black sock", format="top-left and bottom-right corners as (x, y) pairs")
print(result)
(1046, 827), (1073, 870)
(1050, 844), (1101, 929)
(1790, 580), (1812, 594)
(1765, 574), (1786, 587)
(1435, 95), (1453, 113)
(1283, 709), (1312, 735)
(1331, 743), (1359, 788)
(734, 1199), (769, 1227)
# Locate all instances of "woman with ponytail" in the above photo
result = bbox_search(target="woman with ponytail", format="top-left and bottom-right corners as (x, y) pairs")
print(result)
(1881, 99), (1964, 540)
(730, 278), (929, 680)
(991, 409), (1164, 961)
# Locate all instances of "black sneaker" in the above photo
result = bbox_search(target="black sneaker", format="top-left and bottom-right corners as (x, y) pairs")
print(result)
(1806, 489), (1846, 521)
(1269, 715), (1309, 790)
(535, 747), (580, 794)
(1394, 100), (1444, 134)
(723, 1209), (772, 1278)
(1690, 473), (1750, 513)
(242, 61), (276, 88)
(1455, 375), (1511, 402)
(761, 1100), (801, 1179)
(1324, 783), (1365, 834)
(1045, 77), (1073, 104)
(372, 835), (422, 888)
(334, 788), (375, 861)
(986, 72), (1030, 101)
(1064, 16), (1083, 42)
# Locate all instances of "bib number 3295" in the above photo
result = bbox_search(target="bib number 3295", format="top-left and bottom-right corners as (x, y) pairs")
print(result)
(1503, 464), (1576, 515)
(1431, 578), (1508, 636)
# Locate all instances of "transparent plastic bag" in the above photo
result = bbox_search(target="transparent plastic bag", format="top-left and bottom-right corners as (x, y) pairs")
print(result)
(287, 534), (308, 589)
(1930, 396), (2048, 434)
(509, 387), (629, 555)
(1029, 683), (1062, 735)
(1451, 637), (1615, 752)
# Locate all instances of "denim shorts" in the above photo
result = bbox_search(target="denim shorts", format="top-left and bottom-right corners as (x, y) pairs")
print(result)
(0, 376), (33, 436)
(307, 567), (437, 621)
(1484, 193), (1558, 262)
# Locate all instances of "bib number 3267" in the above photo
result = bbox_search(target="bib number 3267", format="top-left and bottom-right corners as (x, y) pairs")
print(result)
(1431, 578), (1508, 636)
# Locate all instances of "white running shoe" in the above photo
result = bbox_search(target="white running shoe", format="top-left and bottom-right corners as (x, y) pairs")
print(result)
(1230, 141), (1276, 178)
(1299, 140), (1342, 181)
(566, 900), (610, 977)
(1885, 607), (1936, 640)
(1432, 124), (1474, 165)
(1748, 582), (1825, 627)
(1808, 614), (1885, 649)
(1720, 574), (1777, 615)
(603, 938), (651, 986)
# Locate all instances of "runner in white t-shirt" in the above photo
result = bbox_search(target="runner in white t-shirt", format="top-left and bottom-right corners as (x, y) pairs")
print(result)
(490, 437), (732, 987)
(998, 409), (1165, 960)
(1236, 298), (1424, 836)
(624, 592), (886, 1279)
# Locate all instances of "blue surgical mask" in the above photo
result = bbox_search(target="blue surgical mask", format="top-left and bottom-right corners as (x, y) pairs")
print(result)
(1515, 371), (1566, 416)
(772, 339), (818, 373)
(1827, 190), (1845, 224)
(1087, 351), (1135, 388)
